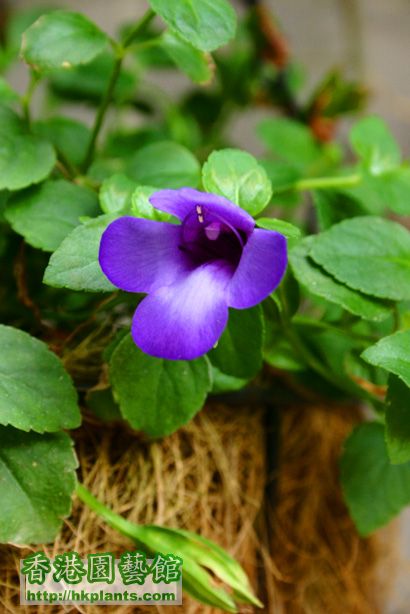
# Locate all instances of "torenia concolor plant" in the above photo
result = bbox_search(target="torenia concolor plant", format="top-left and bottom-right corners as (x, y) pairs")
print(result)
(0, 0), (410, 610)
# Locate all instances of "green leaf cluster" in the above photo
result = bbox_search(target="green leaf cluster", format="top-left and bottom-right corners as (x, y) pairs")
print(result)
(2, 2), (410, 607)
(0, 326), (79, 544)
(254, 115), (410, 536)
(0, 6), (269, 611)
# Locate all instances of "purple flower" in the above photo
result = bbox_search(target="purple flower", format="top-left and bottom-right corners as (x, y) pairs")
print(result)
(99, 188), (287, 360)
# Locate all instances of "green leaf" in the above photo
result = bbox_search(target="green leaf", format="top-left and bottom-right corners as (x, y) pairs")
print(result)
(290, 237), (391, 321)
(21, 10), (108, 72)
(210, 365), (248, 394)
(257, 118), (322, 167)
(264, 335), (306, 372)
(133, 526), (262, 609)
(99, 173), (137, 215)
(361, 330), (410, 388)
(0, 105), (56, 191)
(126, 141), (200, 188)
(310, 217), (410, 301)
(202, 148), (272, 216)
(161, 30), (214, 84)
(382, 167), (410, 215)
(86, 387), (122, 422)
(0, 325), (80, 433)
(0, 427), (77, 544)
(257, 217), (301, 240)
(0, 191), (9, 221)
(76, 484), (261, 612)
(43, 214), (117, 292)
(385, 376), (410, 465)
(33, 117), (91, 167)
(209, 307), (264, 379)
(260, 159), (301, 206)
(340, 422), (410, 535)
(277, 270), (300, 317)
(350, 116), (400, 175)
(4, 6), (53, 64)
(312, 189), (366, 230)
(131, 185), (173, 221)
(147, 539), (237, 611)
(0, 77), (19, 104)
(298, 328), (365, 397)
(345, 347), (388, 394)
(148, 0), (237, 52)
(175, 530), (262, 607)
(110, 335), (212, 437)
(49, 52), (137, 104)
(88, 157), (129, 182)
(343, 166), (410, 217)
(5, 179), (99, 251)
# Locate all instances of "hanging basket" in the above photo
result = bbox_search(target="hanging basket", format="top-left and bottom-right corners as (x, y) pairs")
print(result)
(0, 400), (384, 613)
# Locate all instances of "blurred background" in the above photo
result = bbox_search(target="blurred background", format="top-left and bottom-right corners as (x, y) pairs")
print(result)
(2, 0), (410, 156)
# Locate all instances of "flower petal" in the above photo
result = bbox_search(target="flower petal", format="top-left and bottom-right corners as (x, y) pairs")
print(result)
(99, 216), (188, 293)
(228, 229), (287, 308)
(150, 188), (255, 236)
(132, 261), (232, 360)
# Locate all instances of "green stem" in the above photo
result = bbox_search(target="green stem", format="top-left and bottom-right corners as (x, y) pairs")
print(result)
(276, 172), (362, 194)
(55, 160), (72, 180)
(81, 9), (156, 172)
(81, 56), (123, 171)
(56, 148), (78, 180)
(76, 483), (167, 556)
(293, 315), (377, 342)
(122, 9), (155, 47)
(277, 287), (344, 389)
(131, 36), (163, 53)
(285, 321), (342, 387)
(76, 482), (145, 541)
(21, 71), (39, 126)
(393, 304), (401, 331)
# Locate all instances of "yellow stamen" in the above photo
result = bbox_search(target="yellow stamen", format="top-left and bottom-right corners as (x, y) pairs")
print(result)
(196, 205), (204, 223)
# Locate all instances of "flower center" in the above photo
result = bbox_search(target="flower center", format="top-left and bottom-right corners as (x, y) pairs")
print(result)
(179, 205), (246, 269)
